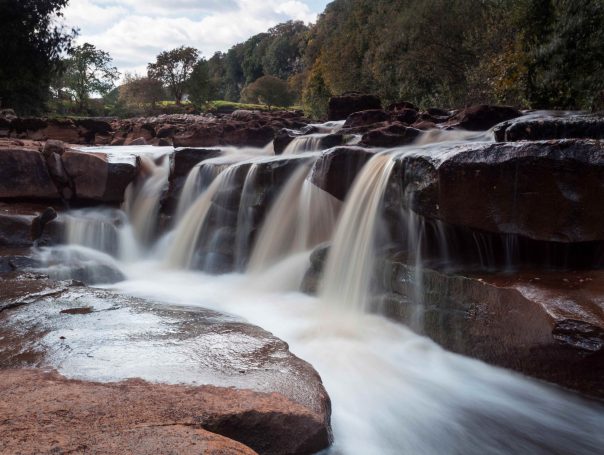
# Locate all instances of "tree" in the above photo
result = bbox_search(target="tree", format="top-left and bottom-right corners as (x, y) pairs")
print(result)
(187, 59), (216, 108)
(0, 0), (75, 114)
(119, 73), (165, 112)
(241, 75), (294, 109)
(63, 43), (120, 112)
(148, 46), (199, 104)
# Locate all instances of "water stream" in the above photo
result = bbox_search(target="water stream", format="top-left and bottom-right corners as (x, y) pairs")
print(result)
(37, 130), (604, 454)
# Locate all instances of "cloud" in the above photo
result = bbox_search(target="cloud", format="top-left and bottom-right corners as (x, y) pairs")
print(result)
(64, 0), (327, 76)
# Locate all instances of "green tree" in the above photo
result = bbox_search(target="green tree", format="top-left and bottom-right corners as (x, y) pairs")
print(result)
(302, 59), (332, 119)
(0, 0), (75, 114)
(187, 59), (216, 108)
(148, 46), (199, 104)
(63, 43), (120, 112)
(241, 75), (293, 109)
(119, 73), (165, 112)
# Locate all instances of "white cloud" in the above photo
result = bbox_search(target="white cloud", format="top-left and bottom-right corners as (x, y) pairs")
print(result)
(63, 0), (327, 76)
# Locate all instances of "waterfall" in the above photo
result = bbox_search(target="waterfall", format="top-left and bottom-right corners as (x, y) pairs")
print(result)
(63, 209), (125, 256)
(123, 154), (170, 246)
(320, 153), (399, 312)
(248, 162), (341, 274)
(283, 135), (326, 155)
(165, 167), (235, 269)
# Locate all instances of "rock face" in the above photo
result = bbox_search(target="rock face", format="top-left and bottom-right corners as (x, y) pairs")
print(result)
(395, 140), (604, 243)
(309, 147), (376, 201)
(381, 263), (604, 398)
(0, 280), (332, 454)
(446, 104), (522, 131)
(343, 109), (390, 128)
(328, 93), (382, 121)
(494, 113), (604, 141)
(360, 123), (422, 147)
(0, 369), (328, 455)
(162, 148), (223, 215)
(0, 143), (60, 200)
(61, 150), (137, 203)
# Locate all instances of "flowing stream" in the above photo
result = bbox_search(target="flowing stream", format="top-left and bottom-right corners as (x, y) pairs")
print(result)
(40, 130), (604, 454)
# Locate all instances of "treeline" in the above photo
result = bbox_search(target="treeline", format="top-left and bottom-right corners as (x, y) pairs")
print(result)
(206, 0), (604, 117)
(2, 0), (604, 117)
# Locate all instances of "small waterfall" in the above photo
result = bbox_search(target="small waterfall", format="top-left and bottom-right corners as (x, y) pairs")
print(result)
(320, 153), (399, 312)
(166, 167), (237, 269)
(234, 164), (259, 270)
(283, 135), (326, 155)
(123, 154), (170, 246)
(63, 209), (125, 256)
(175, 160), (226, 223)
(248, 162), (341, 275)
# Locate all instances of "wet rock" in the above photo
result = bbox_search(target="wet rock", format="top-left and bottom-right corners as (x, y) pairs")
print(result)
(446, 104), (522, 131)
(395, 139), (604, 243)
(301, 243), (330, 294)
(30, 207), (57, 241)
(61, 150), (138, 203)
(392, 108), (419, 125)
(273, 128), (297, 154)
(360, 123), (422, 148)
(343, 109), (390, 128)
(162, 148), (223, 216)
(0, 285), (333, 453)
(387, 101), (419, 112)
(128, 137), (147, 146)
(494, 113), (604, 142)
(173, 122), (275, 148)
(0, 369), (330, 455)
(309, 147), (376, 201)
(41, 139), (66, 157)
(328, 93), (382, 121)
(0, 142), (60, 200)
(380, 262), (604, 398)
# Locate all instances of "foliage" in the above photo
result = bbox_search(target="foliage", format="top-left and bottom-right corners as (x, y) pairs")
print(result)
(0, 0), (76, 114)
(119, 73), (165, 113)
(61, 43), (120, 112)
(148, 46), (199, 104)
(241, 75), (294, 109)
(187, 59), (217, 108)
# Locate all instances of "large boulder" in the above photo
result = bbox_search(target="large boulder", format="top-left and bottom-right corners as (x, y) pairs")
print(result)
(395, 139), (604, 243)
(360, 123), (422, 148)
(0, 143), (60, 200)
(309, 147), (376, 201)
(446, 104), (522, 131)
(381, 262), (604, 398)
(343, 109), (390, 128)
(61, 150), (137, 203)
(328, 93), (382, 121)
(494, 113), (604, 142)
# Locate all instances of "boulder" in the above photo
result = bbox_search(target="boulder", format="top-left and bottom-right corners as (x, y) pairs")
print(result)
(381, 262), (604, 398)
(387, 101), (419, 112)
(0, 144), (60, 200)
(42, 139), (66, 157)
(494, 114), (604, 142)
(61, 150), (137, 203)
(395, 139), (604, 243)
(328, 93), (382, 121)
(446, 104), (522, 131)
(360, 123), (422, 148)
(343, 109), (390, 128)
(274, 129), (297, 154)
(392, 108), (419, 125)
(0, 203), (60, 246)
(309, 147), (376, 201)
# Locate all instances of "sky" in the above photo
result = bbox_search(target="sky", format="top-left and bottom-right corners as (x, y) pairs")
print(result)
(62, 0), (331, 77)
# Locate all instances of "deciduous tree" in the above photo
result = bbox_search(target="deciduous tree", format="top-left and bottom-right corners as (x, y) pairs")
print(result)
(148, 46), (199, 104)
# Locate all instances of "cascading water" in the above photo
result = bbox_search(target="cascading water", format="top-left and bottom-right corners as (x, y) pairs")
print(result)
(35, 129), (604, 455)
(123, 153), (170, 246)
(247, 160), (341, 275)
(283, 134), (327, 154)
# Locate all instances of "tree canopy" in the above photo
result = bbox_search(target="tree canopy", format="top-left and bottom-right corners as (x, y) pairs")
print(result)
(0, 0), (75, 114)
(148, 46), (199, 104)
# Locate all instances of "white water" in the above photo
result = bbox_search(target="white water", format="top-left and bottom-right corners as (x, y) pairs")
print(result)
(45, 129), (604, 454)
